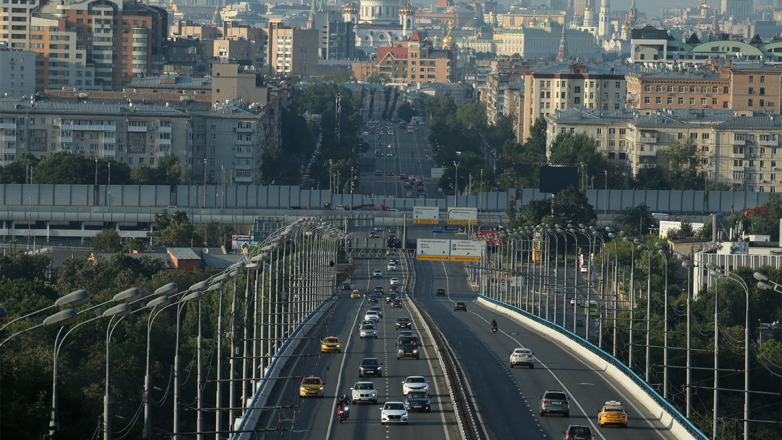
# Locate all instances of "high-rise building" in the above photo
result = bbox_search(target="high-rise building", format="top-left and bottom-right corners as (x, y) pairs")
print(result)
(722, 0), (754, 23)
(24, 0), (168, 91)
(267, 23), (318, 78)
(312, 11), (356, 60)
(0, 44), (36, 98)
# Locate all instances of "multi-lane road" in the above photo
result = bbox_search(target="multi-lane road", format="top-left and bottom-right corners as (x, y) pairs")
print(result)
(249, 254), (460, 440)
(358, 121), (441, 199)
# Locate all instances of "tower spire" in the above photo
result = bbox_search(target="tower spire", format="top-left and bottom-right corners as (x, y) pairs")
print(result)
(711, 10), (719, 35)
(557, 25), (567, 62)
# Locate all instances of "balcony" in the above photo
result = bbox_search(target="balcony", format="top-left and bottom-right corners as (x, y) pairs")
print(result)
(759, 138), (778, 147)
(160, 126), (171, 134)
(235, 175), (253, 183)
(128, 125), (148, 132)
(638, 148), (656, 156)
(3, 136), (17, 142)
(103, 150), (115, 156)
(3, 148), (16, 154)
(639, 133), (658, 143)
(0, 123), (17, 130)
(60, 136), (73, 143)
(159, 138), (171, 146)
(732, 151), (745, 159)
(236, 138), (253, 146)
(733, 138), (746, 146)
(73, 124), (105, 131)
(235, 126), (254, 133)
(103, 137), (115, 144)
(732, 165), (745, 171)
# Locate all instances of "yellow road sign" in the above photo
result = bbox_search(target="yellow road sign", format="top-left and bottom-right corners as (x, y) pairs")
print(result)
(414, 219), (440, 224)
(416, 255), (450, 261)
(450, 255), (481, 262)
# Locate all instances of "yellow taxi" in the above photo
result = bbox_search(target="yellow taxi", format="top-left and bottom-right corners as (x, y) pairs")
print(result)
(351, 290), (361, 299)
(321, 336), (342, 353)
(598, 400), (627, 428)
(299, 375), (325, 398)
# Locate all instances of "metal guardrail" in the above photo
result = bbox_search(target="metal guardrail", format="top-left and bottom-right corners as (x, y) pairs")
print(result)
(402, 253), (482, 440)
(480, 294), (709, 440)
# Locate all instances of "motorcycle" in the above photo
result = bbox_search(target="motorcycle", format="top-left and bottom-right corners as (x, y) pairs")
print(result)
(491, 325), (498, 334)
(337, 404), (350, 423)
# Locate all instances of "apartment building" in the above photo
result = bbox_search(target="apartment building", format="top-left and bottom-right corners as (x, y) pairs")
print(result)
(545, 107), (782, 192)
(172, 21), (268, 69)
(354, 30), (457, 84)
(28, 0), (168, 91)
(268, 23), (318, 79)
(626, 63), (782, 112)
(0, 45), (36, 97)
(0, 98), (281, 184)
(311, 11), (355, 61)
(520, 63), (626, 142)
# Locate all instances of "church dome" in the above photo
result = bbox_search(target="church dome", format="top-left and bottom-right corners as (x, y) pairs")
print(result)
(400, 2), (415, 15)
(344, 1), (359, 14)
(621, 22), (629, 30)
(585, 6), (593, 11)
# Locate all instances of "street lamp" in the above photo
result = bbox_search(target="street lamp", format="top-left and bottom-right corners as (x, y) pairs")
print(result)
(607, 230), (620, 358)
(453, 161), (460, 207)
(655, 242), (672, 400)
(621, 231), (636, 370)
(636, 242), (652, 383)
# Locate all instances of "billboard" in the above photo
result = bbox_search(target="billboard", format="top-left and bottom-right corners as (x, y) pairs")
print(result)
(447, 207), (478, 225)
(476, 230), (504, 246)
(540, 165), (578, 194)
(431, 168), (445, 181)
(532, 238), (542, 263)
(413, 206), (439, 224)
(450, 240), (484, 262)
(416, 239), (450, 261)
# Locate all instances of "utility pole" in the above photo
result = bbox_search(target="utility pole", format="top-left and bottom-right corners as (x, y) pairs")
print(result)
(203, 159), (208, 208)
(221, 166), (225, 209)
(329, 159), (333, 204)
(604, 170), (608, 216)
(453, 161), (460, 207)
(336, 93), (342, 144)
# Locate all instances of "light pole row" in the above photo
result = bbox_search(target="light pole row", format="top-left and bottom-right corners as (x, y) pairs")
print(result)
(0, 218), (345, 440)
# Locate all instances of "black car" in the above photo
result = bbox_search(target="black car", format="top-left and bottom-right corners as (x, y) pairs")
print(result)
(374, 286), (385, 294)
(561, 425), (593, 440)
(395, 317), (412, 330)
(375, 170), (383, 176)
(359, 358), (383, 377)
(368, 296), (379, 303)
(387, 171), (394, 176)
(396, 335), (420, 360)
(436, 288), (445, 296)
(404, 391), (431, 412)
(342, 283), (351, 291)
(386, 293), (398, 303)
(454, 302), (467, 311)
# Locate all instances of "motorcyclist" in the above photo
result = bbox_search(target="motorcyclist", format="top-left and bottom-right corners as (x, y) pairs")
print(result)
(491, 319), (498, 330)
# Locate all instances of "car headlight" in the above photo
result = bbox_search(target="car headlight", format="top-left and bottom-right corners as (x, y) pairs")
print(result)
(300, 387), (305, 391)
(319, 386), (324, 390)
(413, 349), (418, 353)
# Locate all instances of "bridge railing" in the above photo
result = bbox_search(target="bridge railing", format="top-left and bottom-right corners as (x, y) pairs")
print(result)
(478, 294), (708, 440)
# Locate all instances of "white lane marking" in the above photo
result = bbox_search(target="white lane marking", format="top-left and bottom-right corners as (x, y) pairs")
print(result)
(324, 264), (370, 440)
(439, 261), (491, 440)
(407, 260), (451, 440)
(467, 308), (608, 440)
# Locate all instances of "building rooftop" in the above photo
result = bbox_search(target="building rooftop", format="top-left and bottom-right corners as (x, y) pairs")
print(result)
(0, 99), (187, 116)
(128, 76), (212, 90)
(533, 63), (627, 76)
(167, 248), (201, 260)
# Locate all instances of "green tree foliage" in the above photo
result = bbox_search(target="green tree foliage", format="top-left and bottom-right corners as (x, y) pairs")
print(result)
(507, 186), (596, 228)
(658, 138), (698, 190)
(366, 72), (384, 83)
(331, 68), (354, 83)
(30, 152), (134, 185)
(123, 237), (148, 252)
(150, 210), (234, 248)
(262, 109), (316, 185)
(630, 166), (669, 190)
(93, 228), (123, 253)
(548, 133), (620, 189)
(613, 203), (656, 236)
(396, 101), (415, 123)
(0, 153), (39, 183)
(128, 154), (184, 187)
(0, 250), (50, 281)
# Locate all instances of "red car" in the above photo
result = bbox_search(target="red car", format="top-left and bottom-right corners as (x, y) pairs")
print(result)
(391, 300), (403, 308)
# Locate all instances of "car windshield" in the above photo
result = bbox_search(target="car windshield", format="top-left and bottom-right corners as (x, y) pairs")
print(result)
(355, 383), (374, 390)
(407, 392), (427, 399)
(302, 378), (321, 385)
(370, 307), (380, 311)
(325, 338), (339, 343)
(362, 359), (379, 366)
(367, 311), (377, 315)
(571, 427), (590, 434)
(397, 318), (410, 322)
(546, 393), (567, 400)
(515, 349), (531, 355)
(605, 407), (624, 412)
(407, 377), (425, 383)
(385, 403), (405, 410)
(361, 325), (376, 330)
(398, 338), (418, 345)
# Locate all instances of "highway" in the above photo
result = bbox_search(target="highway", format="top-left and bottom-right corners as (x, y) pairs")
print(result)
(413, 257), (680, 440)
(248, 253), (460, 440)
(358, 121), (441, 199)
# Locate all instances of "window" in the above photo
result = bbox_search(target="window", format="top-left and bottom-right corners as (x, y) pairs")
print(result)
(749, 76), (754, 83)
(667, 97), (673, 104)
(678, 86), (685, 92)
(656, 86), (662, 92)
(609, 128), (616, 134)
(760, 76), (765, 83)
(667, 86), (673, 93)
(656, 97), (661, 104)
(644, 85), (651, 92)
(678, 98), (684, 105)
(690, 98), (695, 105)
(597, 128), (603, 135)
(644, 97), (650, 104)
(713, 87), (718, 93)
(749, 99), (753, 107)
(749, 88), (755, 95)
(713, 98), (718, 105)
(619, 129), (626, 135)
(701, 98), (707, 105)
(760, 88), (765, 95)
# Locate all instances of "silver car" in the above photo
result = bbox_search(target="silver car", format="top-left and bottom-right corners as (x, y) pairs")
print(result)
(540, 390), (570, 417)
(510, 348), (535, 368)
(351, 381), (378, 404)
(360, 324), (378, 339)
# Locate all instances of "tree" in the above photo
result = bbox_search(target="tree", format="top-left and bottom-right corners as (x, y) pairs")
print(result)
(614, 203), (656, 236)
(331, 68), (354, 83)
(455, 99), (487, 130)
(366, 73), (384, 84)
(631, 166), (669, 190)
(397, 102), (415, 123)
(521, 118), (547, 164)
(549, 133), (620, 189)
(123, 238), (148, 252)
(93, 229), (123, 253)
(549, 186), (596, 227)
(0, 153), (39, 184)
(659, 139), (698, 190)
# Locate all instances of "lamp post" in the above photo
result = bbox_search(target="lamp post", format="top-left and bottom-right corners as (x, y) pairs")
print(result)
(555, 226), (569, 328)
(681, 256), (696, 420)
(607, 229), (620, 358)
(705, 262), (721, 440)
(621, 231), (636, 370)
(592, 230), (606, 349)
(453, 161), (460, 207)
(566, 226), (579, 333)
(655, 243), (671, 400)
(578, 226), (594, 342)
(637, 242), (652, 383)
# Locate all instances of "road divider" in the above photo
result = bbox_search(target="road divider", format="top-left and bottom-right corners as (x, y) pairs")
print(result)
(401, 253), (483, 440)
(476, 294), (708, 440)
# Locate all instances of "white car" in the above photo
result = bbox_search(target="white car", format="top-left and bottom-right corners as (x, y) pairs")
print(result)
(365, 311), (380, 322)
(360, 324), (378, 339)
(369, 306), (383, 318)
(351, 381), (378, 404)
(387, 263), (397, 271)
(373, 269), (383, 278)
(358, 319), (374, 329)
(401, 376), (430, 395)
(510, 348), (535, 368)
(380, 401), (408, 425)
(390, 277), (400, 286)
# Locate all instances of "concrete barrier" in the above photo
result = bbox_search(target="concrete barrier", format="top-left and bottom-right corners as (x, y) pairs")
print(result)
(477, 295), (708, 440)
(232, 294), (338, 439)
